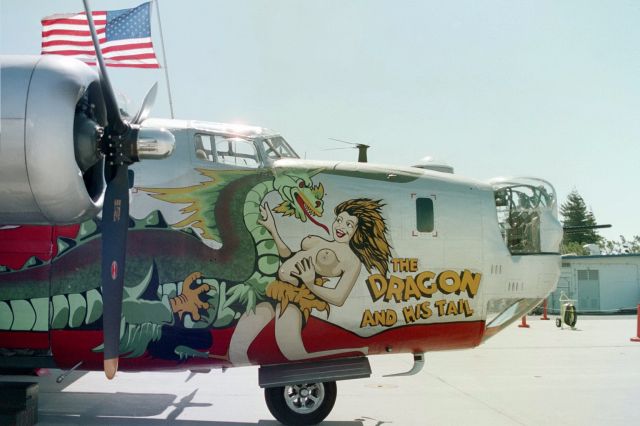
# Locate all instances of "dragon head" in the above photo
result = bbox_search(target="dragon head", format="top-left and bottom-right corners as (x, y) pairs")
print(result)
(272, 171), (328, 233)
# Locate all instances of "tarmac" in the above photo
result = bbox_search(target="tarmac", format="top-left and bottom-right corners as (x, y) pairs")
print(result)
(3, 315), (639, 425)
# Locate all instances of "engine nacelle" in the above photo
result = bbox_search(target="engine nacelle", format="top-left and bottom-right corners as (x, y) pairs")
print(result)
(0, 55), (106, 224)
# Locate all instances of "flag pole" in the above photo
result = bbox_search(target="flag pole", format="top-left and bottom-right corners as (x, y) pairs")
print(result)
(152, 0), (175, 118)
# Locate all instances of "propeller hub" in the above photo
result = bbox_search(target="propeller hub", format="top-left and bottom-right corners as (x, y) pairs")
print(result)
(102, 125), (139, 166)
(136, 127), (175, 160)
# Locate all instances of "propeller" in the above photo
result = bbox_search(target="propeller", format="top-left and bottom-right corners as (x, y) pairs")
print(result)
(327, 138), (370, 163)
(82, 0), (174, 379)
(132, 82), (158, 125)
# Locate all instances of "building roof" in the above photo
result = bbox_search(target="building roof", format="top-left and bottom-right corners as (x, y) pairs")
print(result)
(562, 253), (640, 260)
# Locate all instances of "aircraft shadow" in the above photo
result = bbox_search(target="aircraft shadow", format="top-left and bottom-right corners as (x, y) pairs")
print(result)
(2, 373), (365, 425)
(41, 417), (364, 426)
(38, 390), (364, 425)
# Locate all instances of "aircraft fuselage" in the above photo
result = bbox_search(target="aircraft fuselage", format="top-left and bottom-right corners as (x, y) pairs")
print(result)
(0, 119), (562, 373)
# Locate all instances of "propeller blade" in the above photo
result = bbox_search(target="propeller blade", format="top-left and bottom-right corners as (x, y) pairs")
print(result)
(132, 82), (158, 125)
(83, 0), (125, 132)
(100, 165), (130, 379)
(82, 1), (172, 379)
(83, 0), (131, 379)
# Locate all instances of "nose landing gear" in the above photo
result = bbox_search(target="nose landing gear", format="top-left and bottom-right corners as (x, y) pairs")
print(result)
(265, 381), (337, 425)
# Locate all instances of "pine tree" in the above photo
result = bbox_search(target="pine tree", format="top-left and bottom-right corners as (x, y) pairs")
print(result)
(560, 190), (600, 246)
(601, 235), (640, 254)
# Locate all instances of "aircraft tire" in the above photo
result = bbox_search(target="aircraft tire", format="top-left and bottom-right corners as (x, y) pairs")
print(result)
(264, 381), (337, 425)
(564, 305), (577, 328)
(555, 318), (562, 328)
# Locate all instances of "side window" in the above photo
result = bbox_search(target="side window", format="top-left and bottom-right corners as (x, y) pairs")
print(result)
(416, 197), (434, 233)
(194, 134), (215, 162)
(215, 136), (260, 168)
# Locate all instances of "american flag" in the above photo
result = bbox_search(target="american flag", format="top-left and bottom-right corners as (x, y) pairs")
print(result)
(41, 2), (159, 69)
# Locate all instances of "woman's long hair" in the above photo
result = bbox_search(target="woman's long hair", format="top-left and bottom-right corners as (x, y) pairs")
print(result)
(335, 198), (392, 276)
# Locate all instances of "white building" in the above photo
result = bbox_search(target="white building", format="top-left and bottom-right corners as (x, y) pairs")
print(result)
(548, 254), (640, 313)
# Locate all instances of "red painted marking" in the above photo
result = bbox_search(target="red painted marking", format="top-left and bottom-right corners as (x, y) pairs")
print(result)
(0, 224), (80, 269)
(48, 320), (486, 372)
(295, 193), (330, 234)
(51, 330), (104, 370)
(247, 318), (486, 366)
(110, 261), (118, 280)
(0, 331), (49, 349)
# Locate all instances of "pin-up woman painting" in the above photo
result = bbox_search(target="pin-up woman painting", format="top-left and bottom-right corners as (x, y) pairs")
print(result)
(229, 198), (392, 364)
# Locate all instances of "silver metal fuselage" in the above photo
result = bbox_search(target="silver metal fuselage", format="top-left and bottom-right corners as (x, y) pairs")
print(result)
(130, 118), (563, 341)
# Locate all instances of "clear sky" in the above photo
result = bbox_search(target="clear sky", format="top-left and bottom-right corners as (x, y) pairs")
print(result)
(1, 0), (638, 241)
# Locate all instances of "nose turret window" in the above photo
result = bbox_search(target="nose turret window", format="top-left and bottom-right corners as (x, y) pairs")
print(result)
(491, 178), (558, 254)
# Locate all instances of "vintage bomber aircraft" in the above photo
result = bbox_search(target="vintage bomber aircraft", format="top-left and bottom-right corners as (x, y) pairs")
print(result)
(0, 6), (563, 425)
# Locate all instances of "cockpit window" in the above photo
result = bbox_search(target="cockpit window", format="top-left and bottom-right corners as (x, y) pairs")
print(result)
(194, 134), (215, 162)
(215, 135), (260, 168)
(261, 136), (299, 159)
